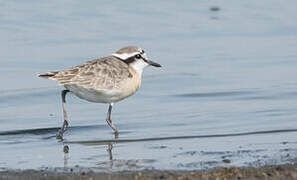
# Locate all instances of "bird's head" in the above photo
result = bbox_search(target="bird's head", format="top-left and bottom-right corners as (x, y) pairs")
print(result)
(112, 46), (161, 74)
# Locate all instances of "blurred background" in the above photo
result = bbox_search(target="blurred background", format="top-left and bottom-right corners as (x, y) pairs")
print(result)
(0, 0), (297, 171)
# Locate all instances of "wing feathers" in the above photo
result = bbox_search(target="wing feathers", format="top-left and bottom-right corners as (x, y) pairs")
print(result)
(39, 56), (131, 91)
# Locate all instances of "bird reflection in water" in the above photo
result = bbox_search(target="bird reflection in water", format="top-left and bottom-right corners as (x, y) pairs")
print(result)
(107, 143), (113, 160)
(62, 141), (116, 169)
(63, 144), (69, 169)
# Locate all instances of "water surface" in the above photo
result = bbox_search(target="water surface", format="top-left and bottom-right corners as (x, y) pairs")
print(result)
(1, 0), (297, 171)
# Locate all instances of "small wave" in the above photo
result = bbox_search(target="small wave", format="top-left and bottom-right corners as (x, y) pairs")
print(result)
(174, 90), (255, 98)
(66, 128), (297, 145)
(0, 124), (107, 136)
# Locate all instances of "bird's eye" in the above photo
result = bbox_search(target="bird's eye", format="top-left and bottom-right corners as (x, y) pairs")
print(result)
(135, 54), (141, 59)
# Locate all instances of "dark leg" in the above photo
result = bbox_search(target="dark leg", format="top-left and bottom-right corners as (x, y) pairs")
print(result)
(57, 89), (70, 139)
(106, 103), (118, 135)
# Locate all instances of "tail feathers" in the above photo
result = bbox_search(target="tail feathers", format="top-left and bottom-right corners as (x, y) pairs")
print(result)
(38, 71), (59, 79)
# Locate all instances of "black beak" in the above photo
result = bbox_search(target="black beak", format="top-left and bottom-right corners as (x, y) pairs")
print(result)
(147, 60), (162, 67)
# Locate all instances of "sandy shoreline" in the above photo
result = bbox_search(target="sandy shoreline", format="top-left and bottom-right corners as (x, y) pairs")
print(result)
(1, 163), (297, 180)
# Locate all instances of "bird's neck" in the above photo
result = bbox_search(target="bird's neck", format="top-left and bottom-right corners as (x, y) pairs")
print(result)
(129, 62), (146, 76)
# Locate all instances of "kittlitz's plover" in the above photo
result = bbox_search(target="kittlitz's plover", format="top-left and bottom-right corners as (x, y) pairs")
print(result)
(39, 46), (161, 139)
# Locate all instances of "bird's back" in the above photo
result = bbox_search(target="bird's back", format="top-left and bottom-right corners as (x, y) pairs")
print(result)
(40, 56), (133, 91)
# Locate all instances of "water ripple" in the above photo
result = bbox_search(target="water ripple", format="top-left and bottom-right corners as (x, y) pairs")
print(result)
(66, 128), (297, 145)
(0, 124), (106, 136)
(174, 90), (255, 98)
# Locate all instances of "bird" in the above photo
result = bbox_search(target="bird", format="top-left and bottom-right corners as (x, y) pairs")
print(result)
(39, 46), (161, 139)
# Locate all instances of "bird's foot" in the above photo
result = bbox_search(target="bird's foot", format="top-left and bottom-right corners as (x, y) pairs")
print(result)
(56, 129), (64, 140)
(56, 120), (69, 139)
(114, 131), (119, 139)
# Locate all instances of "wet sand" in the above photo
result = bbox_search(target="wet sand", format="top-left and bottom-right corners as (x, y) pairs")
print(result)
(1, 163), (297, 180)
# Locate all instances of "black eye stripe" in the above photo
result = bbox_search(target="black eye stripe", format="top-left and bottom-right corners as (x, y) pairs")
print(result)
(134, 54), (148, 62)
(135, 54), (141, 59)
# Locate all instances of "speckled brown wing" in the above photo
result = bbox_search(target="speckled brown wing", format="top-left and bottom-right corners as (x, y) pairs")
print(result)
(45, 56), (132, 91)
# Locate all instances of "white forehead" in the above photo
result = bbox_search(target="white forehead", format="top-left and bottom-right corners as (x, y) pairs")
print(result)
(112, 52), (139, 60)
(112, 46), (144, 60)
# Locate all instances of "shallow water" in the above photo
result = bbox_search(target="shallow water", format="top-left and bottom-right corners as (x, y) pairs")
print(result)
(1, 0), (297, 171)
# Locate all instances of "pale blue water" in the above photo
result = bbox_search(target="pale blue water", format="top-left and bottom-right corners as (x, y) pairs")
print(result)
(0, 0), (297, 171)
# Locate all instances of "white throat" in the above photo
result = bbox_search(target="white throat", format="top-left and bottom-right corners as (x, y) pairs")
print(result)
(130, 60), (148, 76)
